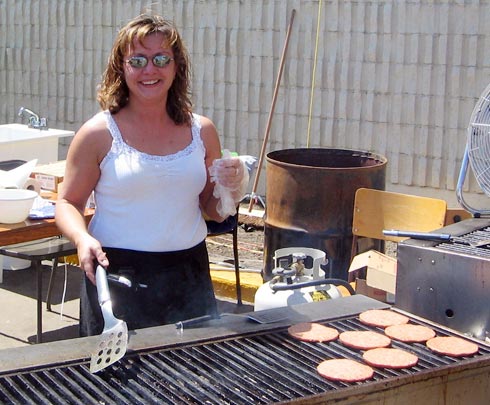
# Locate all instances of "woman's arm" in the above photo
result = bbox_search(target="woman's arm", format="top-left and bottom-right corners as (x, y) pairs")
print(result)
(199, 116), (246, 222)
(55, 115), (111, 283)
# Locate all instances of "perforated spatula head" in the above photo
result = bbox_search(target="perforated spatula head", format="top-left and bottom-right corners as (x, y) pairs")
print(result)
(89, 265), (128, 373)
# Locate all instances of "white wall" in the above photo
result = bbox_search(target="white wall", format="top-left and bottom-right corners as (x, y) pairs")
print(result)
(1, 0), (490, 207)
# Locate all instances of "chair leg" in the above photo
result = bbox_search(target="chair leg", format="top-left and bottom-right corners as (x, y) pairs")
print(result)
(34, 260), (43, 344)
(232, 218), (242, 306)
(348, 235), (359, 283)
(46, 258), (59, 312)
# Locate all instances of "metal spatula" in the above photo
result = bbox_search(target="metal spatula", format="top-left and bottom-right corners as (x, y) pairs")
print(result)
(89, 265), (128, 373)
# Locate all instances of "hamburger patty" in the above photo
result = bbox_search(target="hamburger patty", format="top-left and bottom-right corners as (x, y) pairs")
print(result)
(362, 347), (419, 369)
(385, 323), (436, 343)
(287, 322), (339, 342)
(339, 330), (391, 350)
(359, 309), (410, 328)
(317, 358), (374, 382)
(426, 336), (479, 357)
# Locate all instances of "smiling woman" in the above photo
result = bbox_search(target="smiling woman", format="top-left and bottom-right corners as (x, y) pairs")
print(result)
(121, 33), (178, 123)
(55, 13), (248, 337)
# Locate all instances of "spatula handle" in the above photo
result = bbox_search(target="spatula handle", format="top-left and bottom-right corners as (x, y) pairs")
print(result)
(383, 230), (452, 241)
(95, 265), (111, 305)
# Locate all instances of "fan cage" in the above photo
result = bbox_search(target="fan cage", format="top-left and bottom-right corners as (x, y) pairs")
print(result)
(468, 87), (490, 197)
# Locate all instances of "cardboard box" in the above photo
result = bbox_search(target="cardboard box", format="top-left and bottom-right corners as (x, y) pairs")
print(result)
(348, 250), (397, 302)
(31, 160), (66, 192)
(354, 279), (390, 302)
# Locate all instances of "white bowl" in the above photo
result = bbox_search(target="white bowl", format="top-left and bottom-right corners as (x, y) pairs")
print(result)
(0, 189), (38, 223)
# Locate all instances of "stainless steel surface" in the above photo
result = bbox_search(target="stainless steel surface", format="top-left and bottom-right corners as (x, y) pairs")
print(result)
(396, 218), (490, 341)
(1, 296), (489, 404)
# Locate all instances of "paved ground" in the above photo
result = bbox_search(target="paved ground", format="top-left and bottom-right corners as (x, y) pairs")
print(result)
(0, 263), (82, 349)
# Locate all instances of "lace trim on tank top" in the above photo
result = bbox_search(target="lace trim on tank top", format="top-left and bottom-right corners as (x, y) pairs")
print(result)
(103, 110), (204, 162)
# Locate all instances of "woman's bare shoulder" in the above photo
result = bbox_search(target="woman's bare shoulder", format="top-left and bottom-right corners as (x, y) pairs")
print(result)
(197, 115), (221, 157)
(69, 112), (112, 159)
(78, 112), (109, 138)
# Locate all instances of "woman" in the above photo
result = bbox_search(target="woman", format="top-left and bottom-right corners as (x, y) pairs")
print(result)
(55, 13), (245, 335)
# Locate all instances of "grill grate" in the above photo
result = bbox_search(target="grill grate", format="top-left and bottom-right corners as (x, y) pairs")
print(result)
(1, 316), (489, 404)
(436, 242), (490, 258)
(432, 226), (490, 258)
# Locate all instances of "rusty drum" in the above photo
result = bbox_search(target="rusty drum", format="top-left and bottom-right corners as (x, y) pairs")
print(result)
(263, 148), (387, 280)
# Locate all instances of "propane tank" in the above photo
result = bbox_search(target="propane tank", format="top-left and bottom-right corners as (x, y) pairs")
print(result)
(254, 247), (344, 311)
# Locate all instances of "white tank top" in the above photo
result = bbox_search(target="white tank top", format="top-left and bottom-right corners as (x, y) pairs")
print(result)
(88, 111), (208, 251)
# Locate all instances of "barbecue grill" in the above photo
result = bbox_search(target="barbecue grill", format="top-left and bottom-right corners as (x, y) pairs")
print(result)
(395, 82), (490, 343)
(1, 296), (489, 404)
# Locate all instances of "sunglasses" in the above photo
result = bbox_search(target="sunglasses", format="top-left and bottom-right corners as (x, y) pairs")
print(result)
(126, 55), (174, 69)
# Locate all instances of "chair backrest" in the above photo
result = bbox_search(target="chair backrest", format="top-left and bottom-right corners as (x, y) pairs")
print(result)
(352, 188), (448, 243)
(206, 210), (238, 236)
(444, 207), (473, 226)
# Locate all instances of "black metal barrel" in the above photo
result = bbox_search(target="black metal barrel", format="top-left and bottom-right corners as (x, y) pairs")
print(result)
(263, 148), (387, 280)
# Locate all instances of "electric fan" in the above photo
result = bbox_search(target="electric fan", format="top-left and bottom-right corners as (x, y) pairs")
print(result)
(456, 82), (490, 215)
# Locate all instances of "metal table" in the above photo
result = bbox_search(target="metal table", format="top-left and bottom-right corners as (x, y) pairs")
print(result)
(0, 207), (93, 343)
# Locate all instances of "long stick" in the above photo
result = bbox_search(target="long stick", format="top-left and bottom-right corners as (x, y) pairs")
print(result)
(248, 8), (296, 212)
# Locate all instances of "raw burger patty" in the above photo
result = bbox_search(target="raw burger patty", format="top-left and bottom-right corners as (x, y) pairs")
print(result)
(359, 309), (409, 328)
(287, 322), (339, 342)
(362, 347), (418, 369)
(426, 336), (479, 357)
(385, 324), (436, 343)
(339, 330), (391, 350)
(317, 358), (374, 382)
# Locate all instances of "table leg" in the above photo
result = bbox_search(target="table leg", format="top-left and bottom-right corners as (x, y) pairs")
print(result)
(35, 261), (43, 343)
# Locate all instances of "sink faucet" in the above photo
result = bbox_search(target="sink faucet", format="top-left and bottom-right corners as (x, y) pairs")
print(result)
(18, 107), (48, 130)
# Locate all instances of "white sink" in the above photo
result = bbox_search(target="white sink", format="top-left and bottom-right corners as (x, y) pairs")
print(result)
(0, 124), (74, 164)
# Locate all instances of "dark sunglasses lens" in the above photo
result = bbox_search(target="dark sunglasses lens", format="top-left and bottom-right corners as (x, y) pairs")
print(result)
(153, 55), (171, 67)
(128, 56), (148, 68)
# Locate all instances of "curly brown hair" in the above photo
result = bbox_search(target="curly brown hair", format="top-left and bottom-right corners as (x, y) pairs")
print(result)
(97, 14), (193, 126)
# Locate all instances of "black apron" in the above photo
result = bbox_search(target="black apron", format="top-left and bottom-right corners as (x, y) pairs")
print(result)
(79, 241), (217, 336)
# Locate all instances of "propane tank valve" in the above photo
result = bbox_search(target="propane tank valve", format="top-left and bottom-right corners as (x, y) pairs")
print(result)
(291, 252), (307, 276)
(271, 266), (296, 285)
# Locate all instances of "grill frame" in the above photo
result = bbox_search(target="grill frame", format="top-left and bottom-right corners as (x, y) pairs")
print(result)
(1, 296), (490, 404)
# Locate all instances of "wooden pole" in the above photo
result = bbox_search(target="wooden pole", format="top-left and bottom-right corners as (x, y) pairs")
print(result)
(248, 9), (296, 212)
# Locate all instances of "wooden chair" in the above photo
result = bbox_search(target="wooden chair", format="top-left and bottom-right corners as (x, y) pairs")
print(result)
(351, 188), (448, 261)
(444, 208), (473, 226)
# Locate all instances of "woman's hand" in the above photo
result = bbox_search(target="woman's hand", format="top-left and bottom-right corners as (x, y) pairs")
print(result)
(76, 233), (109, 285)
(209, 156), (247, 193)
(209, 156), (248, 218)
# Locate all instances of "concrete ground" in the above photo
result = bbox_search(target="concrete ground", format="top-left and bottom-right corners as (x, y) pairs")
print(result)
(0, 262), (259, 351)
(0, 263), (82, 349)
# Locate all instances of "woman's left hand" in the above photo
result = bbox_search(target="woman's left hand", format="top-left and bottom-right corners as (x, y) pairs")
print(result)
(210, 157), (246, 191)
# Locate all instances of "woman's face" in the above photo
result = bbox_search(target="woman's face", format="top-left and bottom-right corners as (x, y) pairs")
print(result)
(123, 32), (177, 105)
